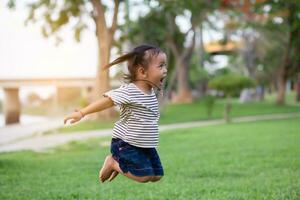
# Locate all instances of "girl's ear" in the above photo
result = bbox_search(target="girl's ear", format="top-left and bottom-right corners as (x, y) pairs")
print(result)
(137, 66), (148, 78)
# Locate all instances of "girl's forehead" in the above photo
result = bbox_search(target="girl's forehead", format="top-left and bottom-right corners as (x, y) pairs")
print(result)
(151, 52), (166, 62)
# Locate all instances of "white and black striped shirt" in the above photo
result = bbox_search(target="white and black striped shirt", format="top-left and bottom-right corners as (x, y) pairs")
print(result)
(104, 83), (160, 148)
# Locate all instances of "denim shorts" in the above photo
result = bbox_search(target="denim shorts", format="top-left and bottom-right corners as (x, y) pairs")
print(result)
(110, 138), (164, 177)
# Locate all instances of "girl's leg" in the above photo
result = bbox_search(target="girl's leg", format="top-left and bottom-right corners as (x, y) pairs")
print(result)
(150, 176), (162, 182)
(99, 155), (115, 182)
(99, 155), (155, 183)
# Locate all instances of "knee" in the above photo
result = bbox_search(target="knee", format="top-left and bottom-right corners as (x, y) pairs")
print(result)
(150, 176), (162, 182)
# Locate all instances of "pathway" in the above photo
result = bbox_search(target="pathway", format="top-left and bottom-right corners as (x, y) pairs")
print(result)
(0, 112), (299, 153)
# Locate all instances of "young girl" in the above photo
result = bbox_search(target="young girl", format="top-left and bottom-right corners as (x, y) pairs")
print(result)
(64, 44), (168, 183)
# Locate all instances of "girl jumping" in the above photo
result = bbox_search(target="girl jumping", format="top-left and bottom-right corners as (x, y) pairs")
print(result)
(63, 44), (168, 183)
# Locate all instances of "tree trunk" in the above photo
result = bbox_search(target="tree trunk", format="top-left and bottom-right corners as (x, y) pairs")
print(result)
(197, 20), (208, 96)
(224, 95), (231, 123)
(165, 14), (195, 104)
(276, 58), (288, 105)
(276, 68), (287, 105)
(95, 35), (115, 119)
(296, 78), (300, 102)
(161, 60), (179, 107)
(176, 59), (193, 103)
(91, 0), (119, 120)
(269, 74), (277, 94)
(165, 42), (193, 104)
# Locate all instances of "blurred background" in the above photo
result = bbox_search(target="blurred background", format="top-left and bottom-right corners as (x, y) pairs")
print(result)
(0, 0), (299, 127)
(1, 1), (300, 199)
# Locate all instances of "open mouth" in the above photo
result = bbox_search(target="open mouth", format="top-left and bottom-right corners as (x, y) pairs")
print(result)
(160, 76), (166, 85)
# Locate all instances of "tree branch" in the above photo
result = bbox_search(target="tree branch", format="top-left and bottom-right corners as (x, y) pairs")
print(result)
(182, 26), (196, 60)
(166, 38), (180, 59)
(166, 13), (182, 59)
(109, 0), (119, 34)
(91, 0), (107, 32)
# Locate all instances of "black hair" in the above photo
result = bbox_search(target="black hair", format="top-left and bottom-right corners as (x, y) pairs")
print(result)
(105, 44), (164, 83)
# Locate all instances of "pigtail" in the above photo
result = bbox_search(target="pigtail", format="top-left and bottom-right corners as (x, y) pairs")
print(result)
(103, 51), (136, 70)
(103, 44), (164, 85)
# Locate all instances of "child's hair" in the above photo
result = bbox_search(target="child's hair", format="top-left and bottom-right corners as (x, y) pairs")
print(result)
(104, 44), (164, 83)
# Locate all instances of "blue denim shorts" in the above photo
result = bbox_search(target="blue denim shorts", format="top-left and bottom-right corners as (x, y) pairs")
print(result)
(110, 138), (164, 177)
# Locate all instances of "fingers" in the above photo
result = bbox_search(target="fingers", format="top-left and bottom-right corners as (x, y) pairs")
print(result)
(70, 119), (77, 124)
(63, 116), (77, 125)
(64, 112), (81, 125)
(63, 117), (69, 124)
(64, 118), (77, 124)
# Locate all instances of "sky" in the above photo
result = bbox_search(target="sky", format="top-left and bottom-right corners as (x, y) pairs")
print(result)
(0, 1), (98, 79)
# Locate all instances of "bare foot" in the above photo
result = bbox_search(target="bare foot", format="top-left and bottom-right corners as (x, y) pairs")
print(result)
(108, 171), (119, 182)
(99, 155), (115, 183)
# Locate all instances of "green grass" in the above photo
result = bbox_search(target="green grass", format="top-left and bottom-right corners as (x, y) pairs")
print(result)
(1, 117), (299, 199)
(159, 96), (300, 124)
(59, 92), (300, 133)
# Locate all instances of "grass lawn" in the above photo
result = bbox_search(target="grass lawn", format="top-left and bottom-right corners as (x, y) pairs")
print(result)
(1, 117), (299, 199)
(59, 92), (300, 133)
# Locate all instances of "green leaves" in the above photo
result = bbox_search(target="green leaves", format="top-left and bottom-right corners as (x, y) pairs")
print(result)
(74, 23), (87, 42)
(6, 0), (16, 9)
(9, 0), (88, 43)
(208, 74), (255, 96)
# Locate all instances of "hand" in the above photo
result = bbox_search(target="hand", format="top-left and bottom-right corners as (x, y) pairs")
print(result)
(63, 111), (83, 125)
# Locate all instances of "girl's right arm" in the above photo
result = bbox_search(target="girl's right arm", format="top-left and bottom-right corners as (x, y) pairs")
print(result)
(63, 96), (114, 124)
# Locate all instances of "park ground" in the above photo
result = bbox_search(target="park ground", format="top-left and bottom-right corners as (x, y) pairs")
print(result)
(0, 117), (299, 199)
(0, 93), (299, 199)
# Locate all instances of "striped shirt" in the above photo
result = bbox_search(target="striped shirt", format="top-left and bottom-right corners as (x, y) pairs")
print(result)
(104, 83), (160, 148)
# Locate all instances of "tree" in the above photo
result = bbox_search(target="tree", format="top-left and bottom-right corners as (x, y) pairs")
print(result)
(256, 0), (300, 104)
(124, 0), (220, 103)
(7, 0), (122, 119)
(219, 1), (266, 101)
(162, 0), (221, 103)
(254, 23), (288, 99)
(208, 73), (255, 122)
(123, 4), (195, 103)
